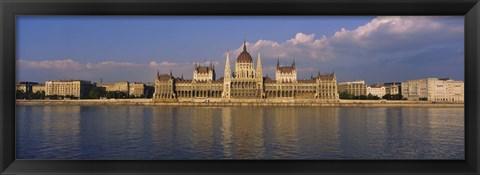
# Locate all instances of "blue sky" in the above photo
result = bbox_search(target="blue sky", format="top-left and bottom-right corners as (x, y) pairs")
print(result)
(17, 16), (464, 84)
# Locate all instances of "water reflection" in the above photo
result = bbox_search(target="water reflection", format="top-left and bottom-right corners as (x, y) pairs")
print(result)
(16, 105), (464, 160)
(17, 105), (81, 159)
(220, 107), (233, 158)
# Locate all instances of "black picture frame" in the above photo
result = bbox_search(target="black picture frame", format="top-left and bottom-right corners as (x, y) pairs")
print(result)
(1, 0), (479, 174)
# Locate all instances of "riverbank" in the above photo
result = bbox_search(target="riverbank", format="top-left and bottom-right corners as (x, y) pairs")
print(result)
(16, 99), (464, 107)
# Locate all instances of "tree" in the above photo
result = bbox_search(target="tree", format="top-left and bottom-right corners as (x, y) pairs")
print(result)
(339, 91), (354, 99)
(88, 87), (106, 99)
(382, 94), (390, 100)
(34, 91), (46, 99)
(358, 95), (367, 100)
(16, 90), (25, 99)
(382, 93), (403, 100)
(394, 94), (403, 100)
(367, 93), (374, 100)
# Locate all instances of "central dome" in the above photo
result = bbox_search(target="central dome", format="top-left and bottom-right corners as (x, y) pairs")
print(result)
(237, 41), (253, 63)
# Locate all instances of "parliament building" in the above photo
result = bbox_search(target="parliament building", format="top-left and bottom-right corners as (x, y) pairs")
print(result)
(153, 42), (339, 102)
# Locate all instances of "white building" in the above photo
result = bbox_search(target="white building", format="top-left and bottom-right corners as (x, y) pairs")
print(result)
(366, 84), (386, 97)
(401, 78), (464, 102)
(45, 80), (93, 99)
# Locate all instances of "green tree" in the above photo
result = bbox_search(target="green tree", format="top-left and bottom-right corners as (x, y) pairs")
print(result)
(339, 91), (354, 99)
(367, 93), (374, 100)
(358, 95), (367, 100)
(88, 87), (106, 99)
(16, 90), (25, 99)
(394, 94), (403, 100)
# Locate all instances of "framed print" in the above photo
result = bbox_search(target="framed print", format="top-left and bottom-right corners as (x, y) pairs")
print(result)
(1, 0), (479, 174)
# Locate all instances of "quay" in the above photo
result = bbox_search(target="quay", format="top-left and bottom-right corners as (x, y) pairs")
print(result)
(16, 99), (464, 107)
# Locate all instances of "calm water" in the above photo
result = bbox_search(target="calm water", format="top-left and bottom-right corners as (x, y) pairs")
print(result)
(16, 105), (464, 160)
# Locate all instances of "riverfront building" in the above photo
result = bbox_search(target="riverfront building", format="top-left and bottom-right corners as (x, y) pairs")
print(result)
(366, 84), (386, 97)
(383, 82), (401, 95)
(97, 81), (130, 93)
(153, 41), (340, 102)
(45, 80), (94, 99)
(32, 84), (45, 93)
(97, 81), (152, 98)
(401, 78), (464, 102)
(16, 81), (38, 93)
(338, 80), (367, 97)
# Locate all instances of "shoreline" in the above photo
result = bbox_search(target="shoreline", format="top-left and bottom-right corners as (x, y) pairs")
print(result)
(16, 99), (464, 107)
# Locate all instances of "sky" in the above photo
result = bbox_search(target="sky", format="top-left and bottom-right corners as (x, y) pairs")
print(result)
(16, 16), (464, 85)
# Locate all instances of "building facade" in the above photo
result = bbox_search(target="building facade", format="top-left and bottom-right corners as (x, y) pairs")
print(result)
(338, 80), (367, 97)
(129, 82), (147, 97)
(366, 84), (386, 97)
(16, 81), (38, 93)
(401, 78), (464, 102)
(383, 82), (401, 95)
(32, 84), (45, 93)
(97, 81), (130, 93)
(153, 41), (339, 102)
(45, 80), (93, 99)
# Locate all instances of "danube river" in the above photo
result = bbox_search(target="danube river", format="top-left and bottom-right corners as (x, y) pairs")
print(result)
(16, 105), (464, 160)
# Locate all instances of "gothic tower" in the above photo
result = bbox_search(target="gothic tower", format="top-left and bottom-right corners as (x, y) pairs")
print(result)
(223, 51), (231, 98)
(256, 53), (264, 97)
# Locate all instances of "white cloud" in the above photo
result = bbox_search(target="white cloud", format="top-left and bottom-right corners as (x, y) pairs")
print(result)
(230, 32), (335, 63)
(226, 16), (462, 71)
(85, 61), (143, 70)
(148, 61), (178, 67)
(18, 59), (209, 81)
(18, 59), (83, 71)
(330, 16), (463, 52)
(287, 33), (316, 44)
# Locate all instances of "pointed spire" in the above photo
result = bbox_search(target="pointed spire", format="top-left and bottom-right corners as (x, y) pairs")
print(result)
(277, 57), (280, 69)
(170, 70), (172, 76)
(181, 74), (184, 79)
(293, 59), (296, 67)
(157, 69), (159, 77)
(225, 51), (231, 79)
(243, 39), (247, 51)
(256, 52), (263, 79)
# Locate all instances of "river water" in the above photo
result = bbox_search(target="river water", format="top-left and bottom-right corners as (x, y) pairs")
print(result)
(16, 105), (464, 160)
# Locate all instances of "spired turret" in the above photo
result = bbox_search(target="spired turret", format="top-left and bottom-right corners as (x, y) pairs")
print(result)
(225, 51), (231, 80)
(256, 53), (264, 98)
(256, 53), (263, 80)
(223, 51), (231, 98)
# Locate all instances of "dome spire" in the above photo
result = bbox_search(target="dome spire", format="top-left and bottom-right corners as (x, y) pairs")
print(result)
(236, 40), (253, 63)
(243, 39), (247, 51)
(277, 57), (280, 69)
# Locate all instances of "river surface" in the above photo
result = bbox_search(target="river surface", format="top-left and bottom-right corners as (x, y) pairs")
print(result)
(16, 105), (464, 160)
